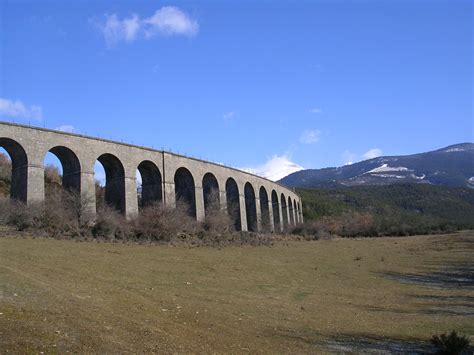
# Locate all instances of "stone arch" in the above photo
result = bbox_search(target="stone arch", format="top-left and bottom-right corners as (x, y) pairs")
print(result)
(0, 138), (28, 202)
(137, 160), (162, 208)
(244, 182), (257, 232)
(288, 197), (294, 226)
(97, 153), (126, 214)
(259, 186), (270, 232)
(225, 177), (241, 231)
(174, 167), (196, 219)
(280, 193), (288, 229)
(294, 198), (298, 223)
(271, 190), (280, 231)
(202, 172), (219, 216)
(46, 146), (81, 193)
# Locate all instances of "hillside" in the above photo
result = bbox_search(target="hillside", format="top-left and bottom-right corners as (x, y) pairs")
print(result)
(298, 184), (474, 234)
(280, 143), (474, 188)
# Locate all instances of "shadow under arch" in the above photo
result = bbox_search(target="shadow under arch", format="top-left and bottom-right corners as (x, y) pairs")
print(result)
(202, 172), (219, 217)
(259, 186), (270, 232)
(225, 177), (241, 231)
(294, 198), (299, 223)
(280, 193), (288, 229)
(0, 138), (28, 202)
(47, 146), (81, 193)
(245, 182), (257, 232)
(97, 153), (126, 214)
(174, 167), (196, 219)
(271, 190), (280, 231)
(137, 160), (162, 208)
(288, 196), (294, 226)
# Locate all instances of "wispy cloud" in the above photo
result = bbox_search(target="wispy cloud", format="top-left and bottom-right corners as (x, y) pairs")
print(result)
(308, 108), (323, 114)
(55, 125), (75, 133)
(144, 7), (199, 37)
(299, 129), (321, 144)
(0, 98), (43, 121)
(342, 150), (357, 165)
(223, 111), (237, 122)
(93, 6), (199, 47)
(241, 155), (304, 181)
(363, 148), (383, 160)
(342, 148), (384, 165)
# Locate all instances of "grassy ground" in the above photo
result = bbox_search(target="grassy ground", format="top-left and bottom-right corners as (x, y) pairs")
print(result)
(0, 230), (473, 353)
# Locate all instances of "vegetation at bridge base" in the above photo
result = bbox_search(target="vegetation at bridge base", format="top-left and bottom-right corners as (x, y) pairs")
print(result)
(1, 152), (474, 242)
(293, 184), (474, 238)
(0, 189), (282, 247)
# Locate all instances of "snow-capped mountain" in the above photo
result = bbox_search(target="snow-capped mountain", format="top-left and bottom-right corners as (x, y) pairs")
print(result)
(279, 143), (474, 188)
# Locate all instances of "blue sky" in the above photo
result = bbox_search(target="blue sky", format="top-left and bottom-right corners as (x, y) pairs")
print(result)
(1, 0), (472, 180)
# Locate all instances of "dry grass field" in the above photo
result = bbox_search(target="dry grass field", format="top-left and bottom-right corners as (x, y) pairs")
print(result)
(0, 230), (473, 353)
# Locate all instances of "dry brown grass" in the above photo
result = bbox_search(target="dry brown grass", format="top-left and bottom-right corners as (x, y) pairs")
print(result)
(0, 230), (473, 353)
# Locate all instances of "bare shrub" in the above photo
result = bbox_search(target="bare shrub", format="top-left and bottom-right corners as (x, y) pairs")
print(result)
(0, 197), (11, 224)
(203, 190), (233, 233)
(32, 189), (94, 238)
(430, 331), (470, 355)
(134, 202), (199, 242)
(95, 182), (106, 210)
(92, 206), (131, 241)
(226, 200), (241, 232)
(40, 190), (77, 237)
(291, 212), (376, 239)
(337, 211), (376, 237)
(44, 164), (62, 198)
(259, 214), (272, 234)
(290, 220), (331, 240)
(8, 200), (42, 231)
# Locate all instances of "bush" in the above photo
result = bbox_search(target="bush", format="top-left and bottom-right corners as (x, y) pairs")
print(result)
(431, 331), (470, 355)
(202, 194), (233, 234)
(134, 202), (200, 242)
(0, 197), (11, 224)
(38, 190), (79, 237)
(8, 200), (42, 231)
(92, 206), (131, 241)
(291, 212), (377, 239)
(290, 220), (331, 240)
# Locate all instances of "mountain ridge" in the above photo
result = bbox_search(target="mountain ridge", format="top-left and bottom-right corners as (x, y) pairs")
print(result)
(280, 143), (474, 189)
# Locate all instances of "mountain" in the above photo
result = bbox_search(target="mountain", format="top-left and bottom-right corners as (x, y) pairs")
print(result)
(280, 143), (474, 189)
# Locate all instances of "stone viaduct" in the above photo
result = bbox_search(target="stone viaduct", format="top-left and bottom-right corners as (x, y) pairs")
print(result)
(0, 121), (303, 232)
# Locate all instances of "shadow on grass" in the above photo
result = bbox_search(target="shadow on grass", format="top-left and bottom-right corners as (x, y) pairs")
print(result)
(322, 334), (433, 354)
(380, 264), (474, 290)
(271, 328), (433, 354)
(371, 263), (474, 316)
(361, 303), (474, 316)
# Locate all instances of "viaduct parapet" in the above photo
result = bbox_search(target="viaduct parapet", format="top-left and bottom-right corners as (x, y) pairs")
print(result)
(0, 121), (303, 232)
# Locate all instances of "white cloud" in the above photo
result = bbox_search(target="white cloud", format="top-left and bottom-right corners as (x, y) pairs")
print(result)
(342, 150), (357, 165)
(55, 125), (75, 133)
(144, 6), (199, 37)
(98, 14), (140, 46)
(241, 155), (304, 181)
(0, 98), (42, 121)
(309, 108), (323, 114)
(94, 6), (198, 47)
(136, 169), (143, 188)
(299, 129), (321, 144)
(342, 148), (384, 165)
(223, 111), (237, 121)
(363, 148), (383, 160)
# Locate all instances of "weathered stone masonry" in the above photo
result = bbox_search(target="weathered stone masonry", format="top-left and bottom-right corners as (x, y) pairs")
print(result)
(0, 121), (303, 232)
